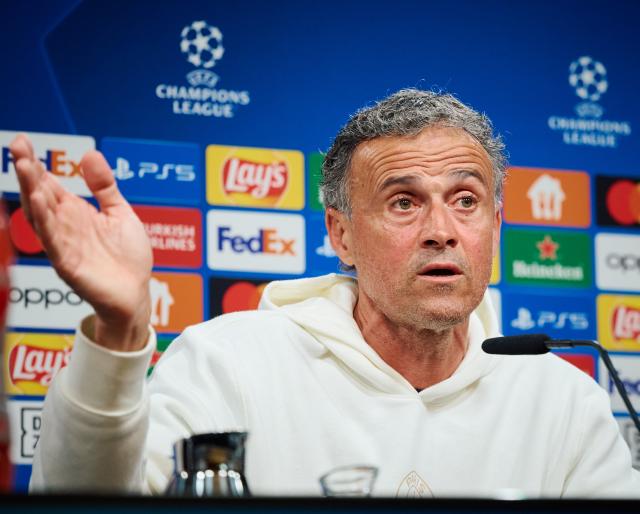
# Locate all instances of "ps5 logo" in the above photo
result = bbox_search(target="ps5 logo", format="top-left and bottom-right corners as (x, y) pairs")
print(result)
(113, 157), (196, 182)
(511, 307), (589, 331)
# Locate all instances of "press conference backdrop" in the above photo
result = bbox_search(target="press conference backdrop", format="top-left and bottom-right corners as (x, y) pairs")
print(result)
(1, 0), (639, 493)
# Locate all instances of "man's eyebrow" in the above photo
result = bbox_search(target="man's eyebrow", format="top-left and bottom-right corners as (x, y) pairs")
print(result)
(378, 174), (421, 191)
(451, 169), (488, 185)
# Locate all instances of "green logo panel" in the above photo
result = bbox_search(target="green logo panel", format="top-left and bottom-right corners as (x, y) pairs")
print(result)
(504, 229), (591, 287)
(307, 152), (324, 211)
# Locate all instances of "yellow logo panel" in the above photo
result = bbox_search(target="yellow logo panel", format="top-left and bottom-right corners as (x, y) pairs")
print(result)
(490, 250), (500, 285)
(4, 332), (74, 396)
(597, 294), (640, 352)
(206, 145), (304, 209)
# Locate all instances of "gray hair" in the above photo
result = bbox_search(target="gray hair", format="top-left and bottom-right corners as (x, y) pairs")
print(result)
(321, 88), (507, 214)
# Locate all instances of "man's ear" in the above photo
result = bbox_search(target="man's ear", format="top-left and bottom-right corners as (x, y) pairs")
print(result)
(492, 207), (502, 258)
(325, 207), (355, 267)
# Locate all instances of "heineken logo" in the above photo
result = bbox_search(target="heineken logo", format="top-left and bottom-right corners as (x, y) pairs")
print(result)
(505, 229), (591, 288)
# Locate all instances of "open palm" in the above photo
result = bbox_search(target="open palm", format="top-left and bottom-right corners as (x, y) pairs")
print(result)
(10, 135), (152, 351)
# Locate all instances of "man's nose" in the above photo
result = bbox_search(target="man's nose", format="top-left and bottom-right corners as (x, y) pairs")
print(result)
(421, 201), (458, 249)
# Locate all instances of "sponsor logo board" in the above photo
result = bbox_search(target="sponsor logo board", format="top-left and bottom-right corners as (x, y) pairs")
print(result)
(209, 277), (269, 318)
(149, 336), (173, 375)
(490, 250), (500, 285)
(555, 353), (596, 379)
(206, 145), (304, 209)
(100, 137), (200, 205)
(154, 20), (250, 118)
(598, 354), (640, 414)
(306, 214), (340, 275)
(0, 131), (95, 196)
(503, 167), (590, 227)
(207, 210), (305, 274)
(4, 332), (73, 396)
(596, 175), (640, 228)
(133, 205), (202, 268)
(307, 152), (324, 212)
(595, 233), (640, 292)
(6, 200), (46, 259)
(488, 287), (502, 332)
(8, 265), (92, 329)
(597, 294), (640, 352)
(547, 56), (631, 148)
(504, 292), (595, 340)
(149, 272), (203, 334)
(504, 229), (591, 287)
(617, 418), (640, 470)
(7, 399), (43, 465)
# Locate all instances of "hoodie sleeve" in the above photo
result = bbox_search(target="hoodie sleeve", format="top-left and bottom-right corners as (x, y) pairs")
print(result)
(562, 384), (640, 497)
(30, 315), (248, 494)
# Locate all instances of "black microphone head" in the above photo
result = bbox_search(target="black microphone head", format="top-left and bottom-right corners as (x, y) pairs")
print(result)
(482, 334), (551, 355)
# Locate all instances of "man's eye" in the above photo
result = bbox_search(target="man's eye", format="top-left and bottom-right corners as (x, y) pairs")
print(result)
(458, 196), (476, 209)
(397, 198), (412, 210)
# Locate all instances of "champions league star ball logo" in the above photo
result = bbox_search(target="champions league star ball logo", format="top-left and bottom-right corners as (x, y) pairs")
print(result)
(568, 56), (608, 118)
(180, 21), (224, 87)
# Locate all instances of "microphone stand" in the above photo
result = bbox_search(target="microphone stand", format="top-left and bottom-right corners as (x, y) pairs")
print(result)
(546, 339), (640, 433)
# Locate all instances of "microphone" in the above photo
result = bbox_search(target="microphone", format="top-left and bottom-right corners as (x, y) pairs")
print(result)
(482, 335), (640, 433)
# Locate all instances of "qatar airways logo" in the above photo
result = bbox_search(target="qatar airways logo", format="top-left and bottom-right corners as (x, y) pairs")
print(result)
(223, 157), (288, 199)
(207, 210), (305, 274)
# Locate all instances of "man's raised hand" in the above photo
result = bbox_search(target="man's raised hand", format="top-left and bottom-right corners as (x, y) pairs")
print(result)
(9, 134), (152, 351)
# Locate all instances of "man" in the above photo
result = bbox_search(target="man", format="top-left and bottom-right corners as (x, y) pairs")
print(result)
(10, 89), (640, 497)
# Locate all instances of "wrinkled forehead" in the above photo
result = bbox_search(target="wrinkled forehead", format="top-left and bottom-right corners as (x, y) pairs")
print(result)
(349, 126), (494, 184)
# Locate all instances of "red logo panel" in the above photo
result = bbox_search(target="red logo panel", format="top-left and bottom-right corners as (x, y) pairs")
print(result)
(133, 205), (202, 268)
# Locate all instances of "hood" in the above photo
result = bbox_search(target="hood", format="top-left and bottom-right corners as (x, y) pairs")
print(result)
(259, 273), (503, 401)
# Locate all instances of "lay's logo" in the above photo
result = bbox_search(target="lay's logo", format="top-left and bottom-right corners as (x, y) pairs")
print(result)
(4, 333), (74, 396)
(223, 157), (288, 200)
(597, 294), (640, 352)
(207, 145), (304, 209)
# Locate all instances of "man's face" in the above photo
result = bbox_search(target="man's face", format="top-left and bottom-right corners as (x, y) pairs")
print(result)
(327, 126), (501, 331)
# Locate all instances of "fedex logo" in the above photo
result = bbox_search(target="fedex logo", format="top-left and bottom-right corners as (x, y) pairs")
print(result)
(0, 131), (95, 196)
(599, 354), (640, 414)
(208, 210), (305, 274)
(101, 137), (200, 205)
(218, 227), (295, 255)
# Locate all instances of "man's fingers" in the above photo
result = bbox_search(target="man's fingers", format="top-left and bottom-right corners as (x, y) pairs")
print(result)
(29, 191), (62, 264)
(80, 151), (127, 211)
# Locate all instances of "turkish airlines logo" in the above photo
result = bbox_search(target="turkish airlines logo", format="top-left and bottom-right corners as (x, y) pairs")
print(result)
(596, 175), (640, 227)
(133, 205), (202, 268)
(223, 157), (288, 199)
(4, 332), (74, 396)
(503, 167), (590, 227)
(598, 294), (640, 351)
(0, 131), (95, 196)
(8, 265), (92, 329)
(207, 210), (305, 274)
(595, 233), (640, 292)
(148, 272), (203, 333)
(207, 145), (304, 209)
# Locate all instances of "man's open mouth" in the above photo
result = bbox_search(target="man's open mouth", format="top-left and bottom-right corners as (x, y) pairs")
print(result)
(419, 263), (463, 277)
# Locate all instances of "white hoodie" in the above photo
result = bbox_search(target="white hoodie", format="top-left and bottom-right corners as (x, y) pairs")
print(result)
(31, 274), (640, 497)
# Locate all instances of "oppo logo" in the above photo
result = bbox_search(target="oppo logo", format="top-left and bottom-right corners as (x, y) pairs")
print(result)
(606, 253), (640, 272)
(9, 287), (84, 309)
